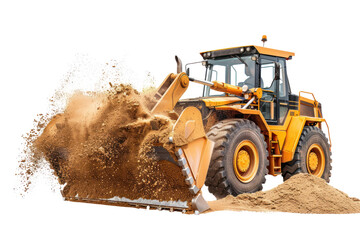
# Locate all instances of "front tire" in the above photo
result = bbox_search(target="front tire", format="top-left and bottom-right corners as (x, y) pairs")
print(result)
(205, 119), (269, 199)
(282, 126), (332, 182)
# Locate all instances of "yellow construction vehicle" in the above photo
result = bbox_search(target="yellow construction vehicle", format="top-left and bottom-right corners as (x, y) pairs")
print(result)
(51, 39), (332, 214)
(147, 41), (331, 211)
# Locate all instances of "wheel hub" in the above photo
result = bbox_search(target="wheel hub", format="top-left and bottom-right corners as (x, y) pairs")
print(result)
(237, 150), (250, 172)
(306, 143), (325, 177)
(308, 152), (319, 171)
(233, 140), (259, 183)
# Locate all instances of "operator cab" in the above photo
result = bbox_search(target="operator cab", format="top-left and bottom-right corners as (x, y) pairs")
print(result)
(185, 45), (295, 125)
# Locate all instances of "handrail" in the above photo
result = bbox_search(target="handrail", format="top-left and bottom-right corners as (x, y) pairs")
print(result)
(299, 91), (317, 102)
(298, 91), (322, 117)
(324, 119), (332, 150)
(299, 91), (331, 149)
(298, 91), (318, 109)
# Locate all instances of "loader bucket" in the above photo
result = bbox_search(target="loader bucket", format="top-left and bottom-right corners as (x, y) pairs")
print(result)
(61, 106), (213, 213)
(35, 73), (213, 213)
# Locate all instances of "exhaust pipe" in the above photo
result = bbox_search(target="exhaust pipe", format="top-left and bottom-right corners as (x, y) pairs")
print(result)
(175, 55), (182, 73)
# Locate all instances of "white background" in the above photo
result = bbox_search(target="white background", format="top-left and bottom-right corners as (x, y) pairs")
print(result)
(1, 0), (360, 239)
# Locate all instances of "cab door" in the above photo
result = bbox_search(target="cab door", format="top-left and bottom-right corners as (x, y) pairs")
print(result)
(259, 56), (290, 125)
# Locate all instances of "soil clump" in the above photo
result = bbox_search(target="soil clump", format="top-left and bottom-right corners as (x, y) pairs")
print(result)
(28, 84), (192, 203)
(208, 174), (360, 214)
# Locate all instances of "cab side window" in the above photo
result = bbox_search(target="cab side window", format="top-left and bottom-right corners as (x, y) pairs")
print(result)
(261, 59), (286, 97)
(261, 59), (276, 90)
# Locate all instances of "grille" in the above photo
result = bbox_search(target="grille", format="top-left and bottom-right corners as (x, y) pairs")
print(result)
(300, 101), (315, 117)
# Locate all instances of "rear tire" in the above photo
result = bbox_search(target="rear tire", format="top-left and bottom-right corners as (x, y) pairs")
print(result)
(205, 119), (269, 199)
(282, 126), (332, 182)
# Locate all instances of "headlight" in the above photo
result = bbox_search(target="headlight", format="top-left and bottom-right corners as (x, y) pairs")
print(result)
(242, 85), (249, 92)
(246, 47), (251, 52)
(240, 47), (245, 53)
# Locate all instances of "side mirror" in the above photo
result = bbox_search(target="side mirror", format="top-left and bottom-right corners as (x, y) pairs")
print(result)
(186, 68), (190, 76)
(274, 62), (280, 80)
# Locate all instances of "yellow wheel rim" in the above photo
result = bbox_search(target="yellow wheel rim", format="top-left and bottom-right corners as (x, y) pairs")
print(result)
(306, 143), (325, 177)
(233, 140), (259, 183)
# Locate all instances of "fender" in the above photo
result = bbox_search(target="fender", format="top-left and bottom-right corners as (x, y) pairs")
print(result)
(214, 106), (271, 135)
(282, 116), (326, 162)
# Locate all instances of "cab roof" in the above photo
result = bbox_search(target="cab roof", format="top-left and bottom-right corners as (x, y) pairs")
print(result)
(200, 45), (295, 60)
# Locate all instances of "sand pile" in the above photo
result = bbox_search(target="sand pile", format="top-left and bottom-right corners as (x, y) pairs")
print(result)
(23, 83), (192, 203)
(208, 174), (360, 214)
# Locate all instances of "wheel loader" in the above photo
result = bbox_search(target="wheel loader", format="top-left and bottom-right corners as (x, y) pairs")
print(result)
(50, 40), (332, 214)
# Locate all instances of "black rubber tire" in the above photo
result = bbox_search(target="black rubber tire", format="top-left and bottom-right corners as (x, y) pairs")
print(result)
(205, 119), (269, 199)
(282, 126), (332, 182)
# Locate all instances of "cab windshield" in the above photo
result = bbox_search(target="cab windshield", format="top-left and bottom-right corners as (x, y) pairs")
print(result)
(185, 56), (255, 97)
